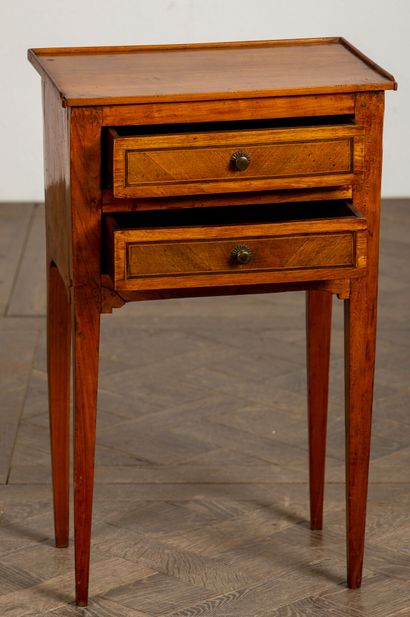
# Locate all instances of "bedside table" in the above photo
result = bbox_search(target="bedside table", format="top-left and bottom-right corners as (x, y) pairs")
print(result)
(28, 37), (396, 606)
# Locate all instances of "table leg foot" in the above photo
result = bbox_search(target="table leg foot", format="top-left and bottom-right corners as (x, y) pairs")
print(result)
(344, 276), (376, 589)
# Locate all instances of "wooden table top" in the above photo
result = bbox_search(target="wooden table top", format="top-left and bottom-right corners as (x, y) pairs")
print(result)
(28, 37), (396, 107)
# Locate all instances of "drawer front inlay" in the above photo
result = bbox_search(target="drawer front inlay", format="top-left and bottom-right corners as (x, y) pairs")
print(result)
(125, 140), (352, 186)
(126, 233), (354, 278)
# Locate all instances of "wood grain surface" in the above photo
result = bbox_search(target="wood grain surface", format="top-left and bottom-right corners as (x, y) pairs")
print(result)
(69, 107), (103, 606)
(28, 38), (396, 107)
(102, 94), (355, 127)
(110, 124), (362, 199)
(344, 92), (385, 589)
(306, 289), (332, 530)
(47, 263), (71, 549)
(105, 203), (367, 291)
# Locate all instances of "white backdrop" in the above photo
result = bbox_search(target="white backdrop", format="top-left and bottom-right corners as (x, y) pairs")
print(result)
(0, 0), (407, 201)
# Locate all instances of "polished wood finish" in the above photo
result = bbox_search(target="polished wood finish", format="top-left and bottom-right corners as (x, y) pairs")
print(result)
(126, 234), (354, 278)
(72, 287), (100, 606)
(69, 106), (103, 606)
(42, 80), (71, 289)
(47, 263), (71, 548)
(28, 38), (396, 107)
(28, 38), (395, 606)
(306, 289), (332, 530)
(102, 93), (356, 127)
(109, 124), (363, 198)
(43, 77), (71, 550)
(105, 203), (367, 291)
(345, 91), (385, 589)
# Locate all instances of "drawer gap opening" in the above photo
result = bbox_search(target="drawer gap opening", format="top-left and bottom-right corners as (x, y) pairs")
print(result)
(108, 115), (355, 138)
(103, 200), (362, 231)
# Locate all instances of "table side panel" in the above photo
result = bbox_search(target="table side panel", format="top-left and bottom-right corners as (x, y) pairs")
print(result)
(43, 80), (72, 287)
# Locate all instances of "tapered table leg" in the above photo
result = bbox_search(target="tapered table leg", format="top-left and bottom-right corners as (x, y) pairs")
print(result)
(344, 275), (377, 588)
(306, 289), (332, 530)
(72, 288), (100, 606)
(47, 262), (71, 548)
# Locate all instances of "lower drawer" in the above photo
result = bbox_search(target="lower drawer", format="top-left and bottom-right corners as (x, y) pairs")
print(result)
(104, 201), (367, 291)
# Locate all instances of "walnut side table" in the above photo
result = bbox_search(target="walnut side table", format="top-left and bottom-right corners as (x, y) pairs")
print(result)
(28, 38), (396, 606)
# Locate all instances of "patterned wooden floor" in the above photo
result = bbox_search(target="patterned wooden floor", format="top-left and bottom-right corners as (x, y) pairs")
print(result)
(0, 200), (409, 616)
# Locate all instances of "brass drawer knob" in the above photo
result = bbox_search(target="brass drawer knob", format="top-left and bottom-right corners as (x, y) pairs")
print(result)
(231, 150), (251, 171)
(231, 244), (253, 265)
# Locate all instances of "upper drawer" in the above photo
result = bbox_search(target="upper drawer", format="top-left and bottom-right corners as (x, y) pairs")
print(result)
(107, 123), (364, 199)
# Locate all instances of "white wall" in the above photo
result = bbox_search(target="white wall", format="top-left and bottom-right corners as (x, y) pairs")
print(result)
(0, 0), (407, 201)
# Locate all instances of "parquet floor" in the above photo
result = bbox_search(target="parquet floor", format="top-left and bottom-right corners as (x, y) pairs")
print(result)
(0, 200), (409, 616)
